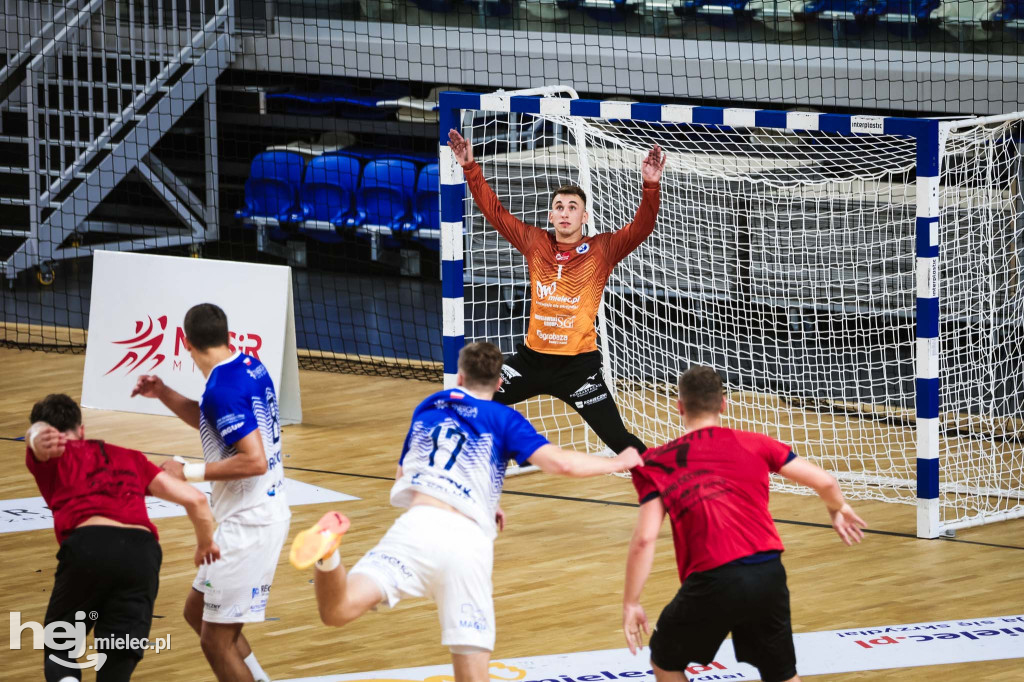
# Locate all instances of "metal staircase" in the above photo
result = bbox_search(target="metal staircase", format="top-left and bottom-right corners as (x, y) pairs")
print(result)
(0, 0), (236, 284)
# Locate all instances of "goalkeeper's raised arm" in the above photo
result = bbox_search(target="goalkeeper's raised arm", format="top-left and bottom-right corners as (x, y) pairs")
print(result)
(446, 128), (667, 457)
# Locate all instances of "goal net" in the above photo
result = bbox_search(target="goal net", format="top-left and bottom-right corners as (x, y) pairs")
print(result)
(446, 94), (1023, 537)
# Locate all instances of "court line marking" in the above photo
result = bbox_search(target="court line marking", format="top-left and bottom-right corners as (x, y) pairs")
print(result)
(3, 437), (1022, 551)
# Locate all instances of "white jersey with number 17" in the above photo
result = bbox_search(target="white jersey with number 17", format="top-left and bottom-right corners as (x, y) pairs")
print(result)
(391, 389), (549, 538)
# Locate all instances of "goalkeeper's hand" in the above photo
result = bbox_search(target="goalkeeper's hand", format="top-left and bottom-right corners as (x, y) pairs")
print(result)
(447, 129), (474, 167)
(642, 144), (667, 184)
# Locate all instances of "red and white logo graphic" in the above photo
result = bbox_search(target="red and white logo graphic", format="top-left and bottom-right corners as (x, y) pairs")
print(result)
(106, 315), (168, 375)
(106, 315), (263, 376)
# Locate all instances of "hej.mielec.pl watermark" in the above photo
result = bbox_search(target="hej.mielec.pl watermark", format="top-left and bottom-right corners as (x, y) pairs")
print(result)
(9, 611), (171, 671)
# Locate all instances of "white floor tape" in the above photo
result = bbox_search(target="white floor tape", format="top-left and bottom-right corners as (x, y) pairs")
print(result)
(0, 478), (359, 534)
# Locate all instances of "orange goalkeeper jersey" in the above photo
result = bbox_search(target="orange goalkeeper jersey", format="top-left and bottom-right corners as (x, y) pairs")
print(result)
(464, 161), (661, 356)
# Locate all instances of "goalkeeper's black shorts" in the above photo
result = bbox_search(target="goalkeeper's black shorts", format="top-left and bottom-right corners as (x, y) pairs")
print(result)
(495, 343), (645, 455)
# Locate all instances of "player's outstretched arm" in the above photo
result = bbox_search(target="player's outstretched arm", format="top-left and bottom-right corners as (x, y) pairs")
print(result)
(779, 457), (867, 546)
(622, 496), (665, 655)
(147, 471), (220, 566)
(25, 422), (66, 461)
(447, 129), (535, 252)
(526, 444), (643, 478)
(131, 374), (201, 429)
(607, 145), (666, 263)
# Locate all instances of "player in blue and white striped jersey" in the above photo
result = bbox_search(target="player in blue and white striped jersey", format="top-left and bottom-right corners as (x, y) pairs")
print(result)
(295, 342), (643, 682)
(133, 303), (286, 682)
(391, 383), (550, 539)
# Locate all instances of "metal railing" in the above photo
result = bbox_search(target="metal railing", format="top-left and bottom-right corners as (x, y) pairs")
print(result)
(27, 0), (233, 210)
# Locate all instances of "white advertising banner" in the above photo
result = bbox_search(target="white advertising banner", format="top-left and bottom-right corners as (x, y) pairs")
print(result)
(81, 251), (301, 424)
(277, 614), (1024, 682)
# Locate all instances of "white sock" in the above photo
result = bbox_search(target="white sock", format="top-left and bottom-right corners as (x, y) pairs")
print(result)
(244, 652), (270, 682)
(315, 549), (341, 572)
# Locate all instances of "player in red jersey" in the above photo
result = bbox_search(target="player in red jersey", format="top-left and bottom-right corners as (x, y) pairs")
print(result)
(621, 366), (867, 682)
(25, 394), (219, 682)
(448, 128), (666, 456)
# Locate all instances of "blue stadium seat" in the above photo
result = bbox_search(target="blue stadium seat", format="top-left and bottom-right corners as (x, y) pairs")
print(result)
(675, 0), (756, 26)
(351, 158), (418, 236)
(341, 148), (438, 167)
(411, 0), (456, 10)
(296, 153), (363, 243)
(676, 0), (753, 15)
(412, 0), (512, 13)
(798, 0), (875, 31)
(414, 163), (441, 248)
(993, 0), (1024, 32)
(470, 0), (514, 15)
(558, 0), (639, 22)
(235, 151), (305, 230)
(867, 0), (939, 20)
(866, 0), (939, 35)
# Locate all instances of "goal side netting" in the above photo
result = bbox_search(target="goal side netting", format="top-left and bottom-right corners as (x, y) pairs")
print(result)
(452, 99), (1023, 535)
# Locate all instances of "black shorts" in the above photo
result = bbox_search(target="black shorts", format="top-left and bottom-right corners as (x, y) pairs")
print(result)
(495, 344), (645, 454)
(44, 526), (162, 681)
(649, 557), (796, 682)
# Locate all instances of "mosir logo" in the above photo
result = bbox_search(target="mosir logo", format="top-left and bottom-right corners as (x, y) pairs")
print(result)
(536, 281), (557, 300)
(106, 315), (168, 375)
(107, 314), (263, 375)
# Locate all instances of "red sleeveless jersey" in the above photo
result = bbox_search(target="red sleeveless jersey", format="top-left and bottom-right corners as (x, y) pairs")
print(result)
(631, 426), (794, 582)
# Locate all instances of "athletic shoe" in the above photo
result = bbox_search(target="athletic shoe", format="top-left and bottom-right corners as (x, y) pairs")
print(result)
(289, 511), (350, 569)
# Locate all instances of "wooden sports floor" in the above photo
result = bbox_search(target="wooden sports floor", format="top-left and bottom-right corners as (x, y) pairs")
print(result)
(1, 347), (1022, 680)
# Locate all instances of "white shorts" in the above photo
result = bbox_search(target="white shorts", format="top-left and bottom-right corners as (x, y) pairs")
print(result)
(192, 519), (290, 624)
(350, 505), (495, 650)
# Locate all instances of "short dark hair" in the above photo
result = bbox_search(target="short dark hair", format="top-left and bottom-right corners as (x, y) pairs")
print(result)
(678, 366), (724, 416)
(458, 342), (504, 389)
(30, 394), (82, 433)
(551, 185), (587, 208)
(184, 303), (229, 351)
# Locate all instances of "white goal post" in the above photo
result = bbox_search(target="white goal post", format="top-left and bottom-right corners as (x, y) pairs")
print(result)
(437, 89), (1024, 539)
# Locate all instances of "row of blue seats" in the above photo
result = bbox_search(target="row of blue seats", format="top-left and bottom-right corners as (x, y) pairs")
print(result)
(547, 0), (1024, 35)
(413, 0), (1024, 28)
(412, 0), (513, 15)
(678, 0), (1023, 32)
(235, 151), (441, 248)
(411, 0), (636, 20)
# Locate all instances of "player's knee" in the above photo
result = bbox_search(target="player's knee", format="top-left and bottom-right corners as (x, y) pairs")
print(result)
(318, 601), (355, 627)
(183, 606), (206, 636)
(321, 592), (374, 628)
(183, 606), (199, 631)
(199, 628), (232, 658)
(183, 590), (205, 632)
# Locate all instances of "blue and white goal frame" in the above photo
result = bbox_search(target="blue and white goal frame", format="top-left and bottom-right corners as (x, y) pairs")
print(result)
(437, 90), (948, 539)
